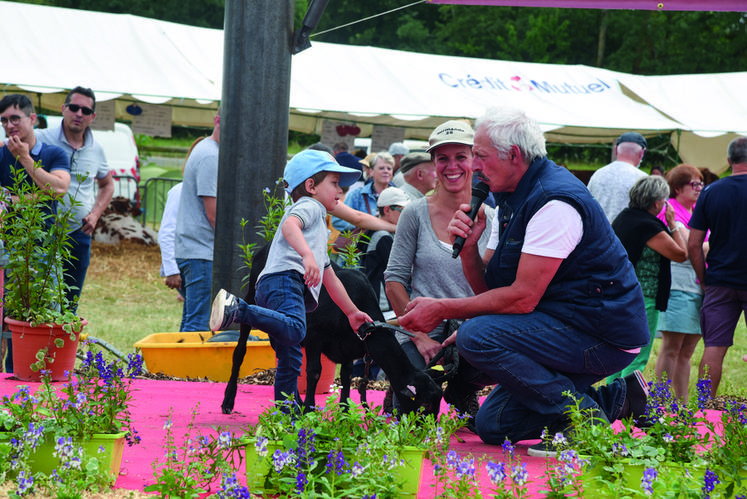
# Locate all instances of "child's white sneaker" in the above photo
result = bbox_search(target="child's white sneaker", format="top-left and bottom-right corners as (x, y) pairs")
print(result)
(209, 289), (240, 331)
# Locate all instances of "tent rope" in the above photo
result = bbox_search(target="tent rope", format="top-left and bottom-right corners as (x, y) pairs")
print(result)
(312, 1), (427, 38)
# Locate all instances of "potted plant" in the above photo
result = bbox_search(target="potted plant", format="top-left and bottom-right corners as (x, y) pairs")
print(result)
(537, 379), (747, 497)
(0, 348), (143, 494)
(244, 396), (466, 497)
(1, 161), (83, 381)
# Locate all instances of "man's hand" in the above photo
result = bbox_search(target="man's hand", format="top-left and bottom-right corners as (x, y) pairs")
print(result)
(81, 213), (99, 235)
(399, 296), (444, 334)
(448, 203), (487, 250)
(164, 274), (182, 290)
(6, 136), (30, 164)
(411, 331), (443, 365)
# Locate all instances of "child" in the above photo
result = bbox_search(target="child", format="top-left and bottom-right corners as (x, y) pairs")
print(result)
(209, 149), (372, 406)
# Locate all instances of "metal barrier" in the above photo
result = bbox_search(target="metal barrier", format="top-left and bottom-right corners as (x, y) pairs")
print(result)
(93, 174), (139, 205)
(140, 177), (181, 230)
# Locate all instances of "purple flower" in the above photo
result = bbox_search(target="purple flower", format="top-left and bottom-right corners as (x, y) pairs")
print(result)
(511, 462), (528, 486)
(15, 471), (34, 496)
(455, 456), (476, 480)
(697, 378), (712, 410)
(218, 430), (232, 449)
(217, 472), (250, 499)
(295, 471), (308, 492)
(502, 438), (515, 458)
(641, 467), (657, 495)
(702, 469), (720, 498)
(487, 461), (506, 485)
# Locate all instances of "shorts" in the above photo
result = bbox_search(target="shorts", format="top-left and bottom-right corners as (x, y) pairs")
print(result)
(700, 286), (747, 347)
(657, 290), (703, 335)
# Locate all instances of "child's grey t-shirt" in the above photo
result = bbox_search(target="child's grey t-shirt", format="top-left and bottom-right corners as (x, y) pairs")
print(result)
(258, 196), (331, 311)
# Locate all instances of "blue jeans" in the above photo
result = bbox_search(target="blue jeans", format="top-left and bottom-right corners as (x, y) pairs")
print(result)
(63, 228), (92, 313)
(236, 271), (307, 404)
(456, 311), (635, 445)
(176, 258), (212, 332)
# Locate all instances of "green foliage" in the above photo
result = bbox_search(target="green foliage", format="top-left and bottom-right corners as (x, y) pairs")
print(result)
(247, 396), (466, 497)
(0, 162), (81, 328)
(0, 353), (144, 495)
(145, 404), (245, 498)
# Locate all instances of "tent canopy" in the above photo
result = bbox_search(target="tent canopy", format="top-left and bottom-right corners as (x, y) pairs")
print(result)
(2, 1), (745, 171)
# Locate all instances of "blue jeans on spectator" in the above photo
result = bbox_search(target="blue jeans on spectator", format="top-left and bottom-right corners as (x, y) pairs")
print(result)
(177, 258), (213, 332)
(63, 228), (92, 313)
(234, 270), (307, 405)
(456, 311), (635, 445)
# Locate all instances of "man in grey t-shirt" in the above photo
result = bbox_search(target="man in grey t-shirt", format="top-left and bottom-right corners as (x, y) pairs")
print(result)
(587, 132), (648, 224)
(36, 86), (114, 311)
(174, 109), (220, 331)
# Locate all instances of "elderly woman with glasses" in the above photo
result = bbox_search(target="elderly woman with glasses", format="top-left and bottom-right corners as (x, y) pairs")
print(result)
(654, 165), (708, 402)
(607, 175), (689, 383)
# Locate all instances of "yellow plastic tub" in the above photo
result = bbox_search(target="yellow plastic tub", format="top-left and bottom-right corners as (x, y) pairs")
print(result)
(134, 330), (275, 382)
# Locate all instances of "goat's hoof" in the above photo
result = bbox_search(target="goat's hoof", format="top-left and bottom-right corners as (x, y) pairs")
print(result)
(221, 406), (233, 415)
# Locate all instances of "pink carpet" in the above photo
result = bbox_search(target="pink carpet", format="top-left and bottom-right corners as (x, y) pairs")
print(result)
(0, 374), (726, 497)
(0, 374), (551, 497)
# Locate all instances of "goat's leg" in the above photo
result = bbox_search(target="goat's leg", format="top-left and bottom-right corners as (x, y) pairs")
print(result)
(339, 361), (353, 409)
(302, 347), (324, 413)
(221, 324), (251, 414)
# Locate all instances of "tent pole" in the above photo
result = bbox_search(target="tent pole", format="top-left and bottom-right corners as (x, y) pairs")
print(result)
(212, 0), (294, 299)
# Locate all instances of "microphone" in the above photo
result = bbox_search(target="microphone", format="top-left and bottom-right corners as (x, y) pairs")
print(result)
(452, 181), (491, 258)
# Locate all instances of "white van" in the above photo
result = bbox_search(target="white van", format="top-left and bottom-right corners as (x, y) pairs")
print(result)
(2, 115), (141, 203)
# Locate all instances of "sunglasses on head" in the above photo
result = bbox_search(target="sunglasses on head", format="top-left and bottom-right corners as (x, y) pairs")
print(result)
(66, 103), (94, 116)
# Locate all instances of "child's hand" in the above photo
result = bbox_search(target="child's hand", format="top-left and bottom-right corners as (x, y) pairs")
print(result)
(302, 255), (320, 287)
(348, 310), (373, 333)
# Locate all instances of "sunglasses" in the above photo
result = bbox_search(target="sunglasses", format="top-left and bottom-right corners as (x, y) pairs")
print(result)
(0, 114), (25, 127)
(66, 103), (94, 116)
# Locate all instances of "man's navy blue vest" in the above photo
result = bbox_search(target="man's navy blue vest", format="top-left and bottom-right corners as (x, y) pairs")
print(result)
(485, 157), (649, 349)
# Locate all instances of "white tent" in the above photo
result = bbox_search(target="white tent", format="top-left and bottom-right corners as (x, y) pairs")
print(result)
(1, 1), (744, 171)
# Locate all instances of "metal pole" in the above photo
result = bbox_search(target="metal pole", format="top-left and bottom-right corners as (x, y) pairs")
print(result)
(213, 0), (294, 299)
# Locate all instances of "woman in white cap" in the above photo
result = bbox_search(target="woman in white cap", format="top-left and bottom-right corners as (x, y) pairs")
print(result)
(384, 120), (494, 417)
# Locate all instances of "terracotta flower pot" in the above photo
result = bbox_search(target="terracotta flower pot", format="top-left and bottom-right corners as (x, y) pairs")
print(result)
(6, 317), (86, 382)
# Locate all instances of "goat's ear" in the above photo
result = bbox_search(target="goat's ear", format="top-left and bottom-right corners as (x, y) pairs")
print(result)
(398, 384), (417, 401)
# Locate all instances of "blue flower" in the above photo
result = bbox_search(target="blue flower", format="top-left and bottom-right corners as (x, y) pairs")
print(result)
(502, 438), (515, 458)
(255, 436), (268, 457)
(16, 470), (34, 496)
(641, 467), (657, 495)
(702, 469), (720, 499)
(511, 462), (528, 486)
(218, 430), (232, 449)
(295, 471), (308, 492)
(487, 461), (506, 485)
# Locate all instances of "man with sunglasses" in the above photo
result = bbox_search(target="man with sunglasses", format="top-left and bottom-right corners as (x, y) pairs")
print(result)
(36, 87), (114, 313)
(0, 93), (71, 373)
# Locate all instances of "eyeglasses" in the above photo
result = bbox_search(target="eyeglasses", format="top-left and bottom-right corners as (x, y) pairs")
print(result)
(0, 114), (24, 127)
(66, 103), (94, 116)
(390, 206), (404, 212)
(688, 181), (705, 190)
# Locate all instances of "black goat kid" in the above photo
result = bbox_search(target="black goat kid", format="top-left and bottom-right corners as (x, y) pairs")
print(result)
(220, 245), (442, 415)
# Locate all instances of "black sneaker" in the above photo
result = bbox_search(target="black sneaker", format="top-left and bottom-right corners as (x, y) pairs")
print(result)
(209, 289), (240, 331)
(444, 383), (479, 433)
